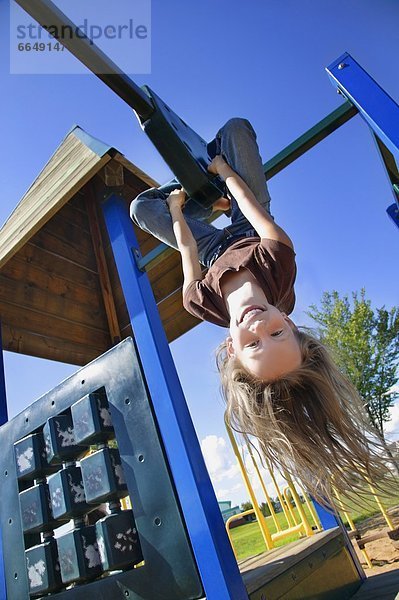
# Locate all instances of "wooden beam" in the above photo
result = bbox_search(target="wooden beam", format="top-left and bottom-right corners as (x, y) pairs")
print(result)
(0, 273), (106, 331)
(1, 323), (101, 366)
(17, 242), (100, 290)
(85, 184), (121, 345)
(0, 300), (110, 349)
(1, 256), (102, 310)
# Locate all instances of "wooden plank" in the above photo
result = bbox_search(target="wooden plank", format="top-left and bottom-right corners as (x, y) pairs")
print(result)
(0, 301), (111, 349)
(119, 322), (133, 340)
(97, 195), (200, 343)
(256, 545), (361, 600)
(30, 228), (97, 272)
(112, 152), (159, 189)
(158, 293), (199, 341)
(0, 134), (111, 268)
(55, 200), (92, 235)
(351, 569), (399, 599)
(1, 256), (102, 310)
(0, 274), (107, 332)
(14, 243), (100, 291)
(1, 323), (101, 366)
(163, 313), (198, 342)
(158, 291), (188, 324)
(239, 528), (340, 577)
(39, 210), (96, 265)
(239, 528), (362, 599)
(238, 538), (306, 572)
(85, 187), (121, 345)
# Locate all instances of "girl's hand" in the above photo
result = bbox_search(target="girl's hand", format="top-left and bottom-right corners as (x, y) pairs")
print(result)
(166, 188), (186, 211)
(208, 155), (227, 175)
(212, 196), (231, 213)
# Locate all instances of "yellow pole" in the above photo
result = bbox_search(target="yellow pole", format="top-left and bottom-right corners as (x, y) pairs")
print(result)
(264, 457), (295, 528)
(225, 509), (255, 560)
(225, 421), (274, 550)
(300, 486), (321, 531)
(367, 481), (395, 530)
(272, 523), (304, 542)
(246, 442), (281, 532)
(332, 487), (373, 570)
(283, 473), (314, 537)
(283, 487), (299, 525)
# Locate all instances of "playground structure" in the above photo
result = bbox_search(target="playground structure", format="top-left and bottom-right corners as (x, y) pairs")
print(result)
(0, 0), (398, 598)
(225, 424), (398, 571)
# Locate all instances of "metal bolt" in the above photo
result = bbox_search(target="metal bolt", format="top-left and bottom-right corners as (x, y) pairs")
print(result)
(338, 62), (347, 70)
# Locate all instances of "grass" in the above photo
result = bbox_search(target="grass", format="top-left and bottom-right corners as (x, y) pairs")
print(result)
(229, 492), (399, 561)
(230, 505), (317, 561)
(337, 489), (399, 526)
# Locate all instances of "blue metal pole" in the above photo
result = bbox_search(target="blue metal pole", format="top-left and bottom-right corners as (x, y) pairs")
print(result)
(0, 322), (8, 600)
(102, 195), (248, 599)
(311, 499), (338, 530)
(326, 52), (399, 158)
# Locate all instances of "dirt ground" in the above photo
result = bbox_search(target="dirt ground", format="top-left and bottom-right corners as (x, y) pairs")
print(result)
(351, 505), (399, 577)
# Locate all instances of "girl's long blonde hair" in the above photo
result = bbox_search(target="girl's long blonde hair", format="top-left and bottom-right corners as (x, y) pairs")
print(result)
(216, 328), (394, 506)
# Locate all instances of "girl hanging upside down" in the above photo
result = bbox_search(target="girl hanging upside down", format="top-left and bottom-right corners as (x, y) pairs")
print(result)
(131, 118), (393, 506)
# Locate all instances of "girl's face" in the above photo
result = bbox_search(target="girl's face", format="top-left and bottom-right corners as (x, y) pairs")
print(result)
(222, 272), (302, 381)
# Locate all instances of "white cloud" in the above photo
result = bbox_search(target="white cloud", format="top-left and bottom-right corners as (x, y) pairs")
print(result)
(201, 433), (296, 508)
(216, 483), (243, 501)
(201, 435), (240, 482)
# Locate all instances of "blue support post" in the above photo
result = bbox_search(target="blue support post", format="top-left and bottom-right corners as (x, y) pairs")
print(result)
(387, 202), (399, 229)
(311, 499), (338, 530)
(0, 323), (8, 600)
(102, 195), (248, 600)
(326, 52), (399, 158)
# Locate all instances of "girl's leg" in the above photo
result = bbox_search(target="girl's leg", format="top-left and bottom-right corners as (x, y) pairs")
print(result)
(216, 118), (272, 235)
(130, 118), (270, 264)
(130, 187), (226, 267)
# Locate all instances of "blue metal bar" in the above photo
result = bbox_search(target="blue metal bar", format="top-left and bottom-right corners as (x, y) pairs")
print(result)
(0, 322), (8, 600)
(371, 134), (399, 230)
(326, 52), (399, 158)
(387, 202), (399, 229)
(311, 499), (338, 531)
(102, 195), (248, 599)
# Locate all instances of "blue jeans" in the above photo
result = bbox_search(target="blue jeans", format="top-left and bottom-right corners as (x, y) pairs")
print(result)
(130, 118), (272, 268)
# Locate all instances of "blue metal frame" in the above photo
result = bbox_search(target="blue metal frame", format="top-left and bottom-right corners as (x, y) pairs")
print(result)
(102, 195), (248, 599)
(0, 323), (8, 600)
(326, 52), (399, 158)
(327, 52), (399, 231)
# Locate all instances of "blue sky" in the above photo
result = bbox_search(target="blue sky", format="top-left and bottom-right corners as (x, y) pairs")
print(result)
(1, 0), (398, 506)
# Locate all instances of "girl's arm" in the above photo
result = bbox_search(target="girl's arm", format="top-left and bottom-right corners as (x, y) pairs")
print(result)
(167, 189), (203, 294)
(208, 156), (294, 249)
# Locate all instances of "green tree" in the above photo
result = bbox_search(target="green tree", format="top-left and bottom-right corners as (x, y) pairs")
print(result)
(240, 501), (253, 513)
(307, 289), (399, 471)
(260, 502), (271, 517)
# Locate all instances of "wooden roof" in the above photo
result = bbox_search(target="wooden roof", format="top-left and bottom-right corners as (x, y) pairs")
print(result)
(0, 126), (200, 365)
